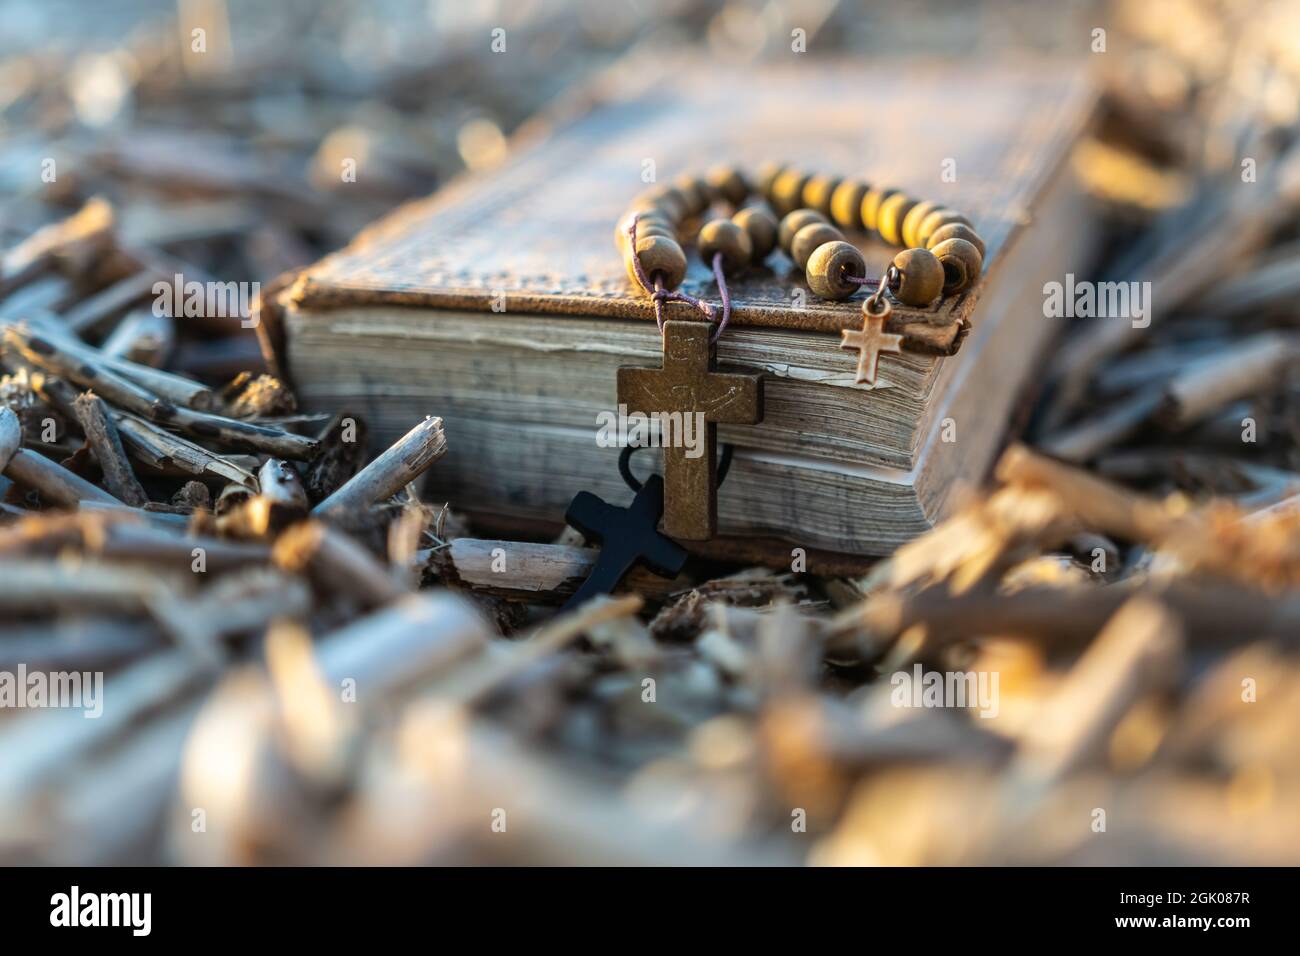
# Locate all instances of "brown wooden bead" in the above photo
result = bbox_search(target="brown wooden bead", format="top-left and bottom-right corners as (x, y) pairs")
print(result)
(791, 222), (844, 270)
(627, 235), (688, 291)
(756, 161), (785, 203)
(859, 186), (898, 233)
(698, 219), (753, 274)
(707, 165), (749, 206)
(876, 193), (918, 246)
(732, 206), (779, 262)
(901, 200), (939, 249)
(674, 175), (713, 217)
(916, 207), (972, 247)
(805, 240), (866, 300)
(829, 179), (870, 231)
(802, 174), (843, 217)
(771, 168), (811, 216)
(891, 247), (944, 305)
(926, 221), (985, 257)
(778, 209), (827, 254)
(642, 186), (689, 223)
(930, 237), (984, 295)
(616, 211), (674, 252)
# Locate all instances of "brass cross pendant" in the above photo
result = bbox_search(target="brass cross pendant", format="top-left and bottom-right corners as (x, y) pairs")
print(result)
(840, 310), (903, 387)
(616, 320), (763, 540)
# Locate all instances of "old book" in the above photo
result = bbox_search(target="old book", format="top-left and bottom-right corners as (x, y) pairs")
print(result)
(275, 54), (1097, 561)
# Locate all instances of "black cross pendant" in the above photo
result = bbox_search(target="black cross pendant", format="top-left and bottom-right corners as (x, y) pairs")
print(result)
(560, 474), (687, 611)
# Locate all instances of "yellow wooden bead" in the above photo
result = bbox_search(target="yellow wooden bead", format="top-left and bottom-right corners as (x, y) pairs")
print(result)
(891, 247), (944, 305)
(708, 165), (750, 206)
(802, 174), (843, 217)
(756, 161), (785, 203)
(876, 193), (918, 246)
(698, 219), (753, 274)
(901, 200), (939, 249)
(791, 222), (844, 270)
(778, 209), (827, 254)
(859, 185), (898, 233)
(806, 239), (866, 300)
(732, 206), (779, 262)
(916, 207), (972, 247)
(926, 222), (986, 257)
(771, 168), (811, 216)
(627, 235), (688, 291)
(829, 179), (870, 231)
(930, 237), (984, 294)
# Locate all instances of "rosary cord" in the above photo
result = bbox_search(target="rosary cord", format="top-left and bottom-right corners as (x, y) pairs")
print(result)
(627, 214), (731, 340)
(847, 266), (898, 316)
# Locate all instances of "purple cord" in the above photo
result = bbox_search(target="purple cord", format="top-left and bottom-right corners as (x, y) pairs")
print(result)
(626, 214), (731, 341)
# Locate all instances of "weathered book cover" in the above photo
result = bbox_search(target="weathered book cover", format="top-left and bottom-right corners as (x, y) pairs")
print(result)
(278, 53), (1096, 560)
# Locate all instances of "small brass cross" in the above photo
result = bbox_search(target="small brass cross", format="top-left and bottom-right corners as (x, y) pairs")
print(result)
(840, 311), (903, 387)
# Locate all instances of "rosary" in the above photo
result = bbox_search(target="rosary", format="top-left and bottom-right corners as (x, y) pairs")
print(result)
(562, 163), (987, 607)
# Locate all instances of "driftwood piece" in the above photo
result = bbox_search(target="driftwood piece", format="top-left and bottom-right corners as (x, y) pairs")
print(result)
(7, 323), (314, 457)
(38, 319), (216, 411)
(100, 310), (175, 366)
(431, 537), (681, 602)
(72, 392), (149, 506)
(314, 416), (446, 516)
(0, 558), (171, 612)
(0, 406), (121, 507)
(1015, 598), (1183, 783)
(61, 271), (160, 336)
(113, 412), (256, 486)
(434, 595), (643, 706)
(4, 324), (175, 418)
(219, 459), (309, 538)
(273, 520), (405, 609)
(1157, 332), (1299, 428)
(0, 197), (115, 298)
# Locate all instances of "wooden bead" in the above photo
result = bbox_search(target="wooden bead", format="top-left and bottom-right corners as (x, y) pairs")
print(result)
(756, 161), (785, 203)
(891, 247), (944, 305)
(708, 165), (749, 206)
(616, 210), (675, 251)
(698, 219), (753, 274)
(778, 209), (826, 254)
(859, 186), (897, 233)
(930, 237), (984, 295)
(802, 174), (843, 217)
(829, 179), (870, 231)
(791, 222), (844, 270)
(916, 208), (972, 247)
(627, 235), (688, 291)
(901, 200), (940, 249)
(771, 168), (811, 216)
(674, 175), (713, 217)
(927, 222), (986, 257)
(805, 240), (866, 300)
(732, 206), (778, 262)
(876, 193), (918, 246)
(642, 186), (688, 223)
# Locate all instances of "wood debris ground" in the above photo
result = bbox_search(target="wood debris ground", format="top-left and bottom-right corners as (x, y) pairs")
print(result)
(1, 0), (1298, 865)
